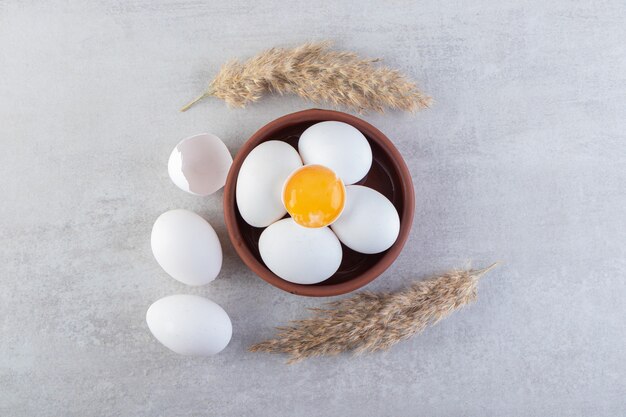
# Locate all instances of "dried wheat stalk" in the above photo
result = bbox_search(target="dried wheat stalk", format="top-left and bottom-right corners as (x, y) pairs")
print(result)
(181, 41), (431, 113)
(249, 264), (498, 363)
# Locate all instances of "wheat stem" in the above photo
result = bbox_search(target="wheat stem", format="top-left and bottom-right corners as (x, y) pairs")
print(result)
(473, 262), (500, 277)
(180, 90), (213, 112)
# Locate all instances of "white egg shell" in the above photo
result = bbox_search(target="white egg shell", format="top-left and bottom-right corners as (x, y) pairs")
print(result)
(168, 133), (233, 196)
(259, 218), (342, 284)
(236, 141), (302, 228)
(151, 209), (222, 286)
(331, 185), (400, 254)
(146, 294), (232, 356)
(298, 121), (372, 185)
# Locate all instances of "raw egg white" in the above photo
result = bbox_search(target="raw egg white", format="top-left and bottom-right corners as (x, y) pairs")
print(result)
(236, 141), (302, 228)
(298, 121), (372, 185)
(151, 209), (222, 286)
(259, 218), (342, 284)
(146, 294), (232, 356)
(331, 185), (400, 254)
(168, 133), (232, 196)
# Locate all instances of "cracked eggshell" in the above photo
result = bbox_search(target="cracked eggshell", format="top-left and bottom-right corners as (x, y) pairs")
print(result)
(146, 294), (232, 356)
(168, 133), (233, 196)
(151, 209), (222, 286)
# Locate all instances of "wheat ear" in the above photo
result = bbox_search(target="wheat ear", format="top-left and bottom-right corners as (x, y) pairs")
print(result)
(249, 264), (498, 363)
(181, 41), (431, 113)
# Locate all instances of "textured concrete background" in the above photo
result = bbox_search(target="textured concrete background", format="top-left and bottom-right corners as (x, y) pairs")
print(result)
(1, 1), (625, 416)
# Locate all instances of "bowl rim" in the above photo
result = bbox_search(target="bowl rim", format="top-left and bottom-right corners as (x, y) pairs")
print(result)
(223, 109), (415, 297)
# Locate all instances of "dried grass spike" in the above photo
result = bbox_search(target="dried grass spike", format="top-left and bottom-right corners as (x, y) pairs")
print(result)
(181, 42), (431, 113)
(249, 264), (498, 363)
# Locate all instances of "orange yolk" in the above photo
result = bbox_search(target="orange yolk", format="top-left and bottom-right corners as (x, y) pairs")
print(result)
(282, 165), (346, 228)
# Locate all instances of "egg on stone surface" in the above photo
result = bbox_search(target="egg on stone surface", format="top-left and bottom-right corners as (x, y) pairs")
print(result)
(298, 121), (372, 185)
(151, 209), (222, 286)
(236, 140), (302, 228)
(146, 294), (232, 356)
(259, 218), (342, 284)
(331, 185), (400, 254)
(168, 133), (233, 196)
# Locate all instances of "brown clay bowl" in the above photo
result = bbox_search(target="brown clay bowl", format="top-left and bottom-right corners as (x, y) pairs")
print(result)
(223, 109), (415, 297)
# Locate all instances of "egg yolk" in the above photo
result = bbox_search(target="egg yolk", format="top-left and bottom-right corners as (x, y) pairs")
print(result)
(282, 165), (346, 228)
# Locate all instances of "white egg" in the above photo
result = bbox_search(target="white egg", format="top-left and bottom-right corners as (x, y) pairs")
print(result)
(151, 209), (222, 286)
(168, 133), (233, 196)
(146, 295), (232, 356)
(259, 218), (342, 284)
(298, 121), (372, 185)
(236, 141), (302, 228)
(331, 185), (400, 254)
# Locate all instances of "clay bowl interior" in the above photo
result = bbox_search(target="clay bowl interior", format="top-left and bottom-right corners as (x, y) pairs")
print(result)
(223, 109), (414, 297)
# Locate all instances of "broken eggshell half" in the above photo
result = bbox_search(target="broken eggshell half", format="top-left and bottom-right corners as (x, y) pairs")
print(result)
(168, 133), (233, 196)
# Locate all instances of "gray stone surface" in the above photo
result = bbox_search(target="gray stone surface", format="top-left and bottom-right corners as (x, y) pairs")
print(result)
(1, 1), (625, 416)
